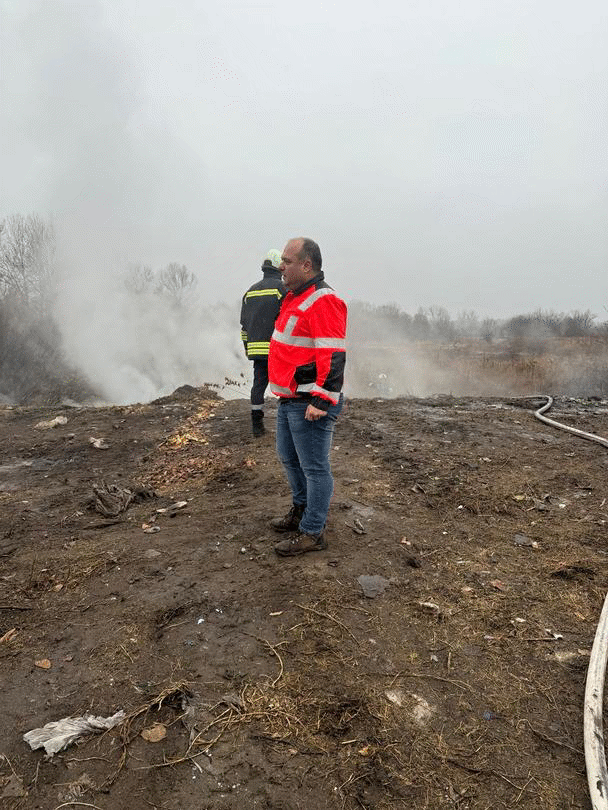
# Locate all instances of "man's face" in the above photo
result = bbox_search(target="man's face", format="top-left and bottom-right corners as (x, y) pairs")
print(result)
(280, 239), (312, 292)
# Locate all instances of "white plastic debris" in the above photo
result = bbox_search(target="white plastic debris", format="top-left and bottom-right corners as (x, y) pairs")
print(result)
(419, 601), (441, 615)
(23, 710), (125, 756)
(89, 437), (110, 450)
(34, 416), (68, 429)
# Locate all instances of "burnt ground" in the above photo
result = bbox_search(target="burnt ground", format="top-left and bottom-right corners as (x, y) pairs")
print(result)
(1, 387), (607, 809)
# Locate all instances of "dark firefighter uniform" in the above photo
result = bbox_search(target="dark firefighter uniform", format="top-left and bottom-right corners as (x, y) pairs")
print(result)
(240, 251), (286, 435)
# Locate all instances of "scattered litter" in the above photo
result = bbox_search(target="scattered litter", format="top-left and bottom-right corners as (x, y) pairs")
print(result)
(513, 494), (526, 501)
(411, 693), (435, 725)
(34, 659), (52, 670)
(554, 650), (589, 664)
(23, 710), (125, 756)
(545, 628), (564, 640)
(269, 611), (283, 616)
(34, 416), (68, 429)
(385, 688), (407, 707)
(141, 723), (167, 742)
(358, 574), (390, 598)
(89, 482), (156, 517)
(89, 437), (110, 449)
(0, 628), (17, 643)
(156, 501), (188, 514)
(419, 601), (442, 615)
(142, 524), (160, 534)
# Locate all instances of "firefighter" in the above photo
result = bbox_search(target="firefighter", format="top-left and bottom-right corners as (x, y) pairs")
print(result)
(268, 238), (347, 556)
(240, 250), (286, 437)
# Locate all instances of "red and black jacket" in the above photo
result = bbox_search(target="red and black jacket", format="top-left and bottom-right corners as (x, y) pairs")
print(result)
(268, 273), (347, 411)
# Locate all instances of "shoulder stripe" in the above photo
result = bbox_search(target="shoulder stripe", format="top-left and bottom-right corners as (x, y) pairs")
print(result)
(245, 289), (282, 299)
(298, 287), (338, 312)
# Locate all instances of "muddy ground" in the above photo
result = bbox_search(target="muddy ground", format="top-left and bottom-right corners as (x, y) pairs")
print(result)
(1, 387), (607, 809)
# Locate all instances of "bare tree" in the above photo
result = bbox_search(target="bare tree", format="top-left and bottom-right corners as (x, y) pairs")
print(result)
(156, 263), (197, 305)
(124, 263), (155, 295)
(0, 214), (56, 314)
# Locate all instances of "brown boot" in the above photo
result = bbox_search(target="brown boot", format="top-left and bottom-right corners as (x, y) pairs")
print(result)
(270, 503), (305, 532)
(274, 532), (327, 557)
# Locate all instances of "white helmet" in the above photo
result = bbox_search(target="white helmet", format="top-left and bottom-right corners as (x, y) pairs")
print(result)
(264, 249), (282, 268)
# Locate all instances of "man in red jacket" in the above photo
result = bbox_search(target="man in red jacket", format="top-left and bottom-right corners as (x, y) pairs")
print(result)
(268, 237), (347, 556)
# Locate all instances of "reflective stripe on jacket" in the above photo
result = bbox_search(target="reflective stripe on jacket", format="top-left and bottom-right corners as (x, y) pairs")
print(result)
(268, 273), (347, 411)
(240, 267), (286, 359)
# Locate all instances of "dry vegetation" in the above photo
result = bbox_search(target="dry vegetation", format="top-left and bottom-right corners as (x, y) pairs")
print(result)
(1, 375), (607, 809)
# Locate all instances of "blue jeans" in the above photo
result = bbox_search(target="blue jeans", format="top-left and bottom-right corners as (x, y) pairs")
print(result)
(275, 396), (343, 536)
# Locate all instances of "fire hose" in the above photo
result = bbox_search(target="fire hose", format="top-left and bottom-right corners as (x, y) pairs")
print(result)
(528, 396), (608, 808)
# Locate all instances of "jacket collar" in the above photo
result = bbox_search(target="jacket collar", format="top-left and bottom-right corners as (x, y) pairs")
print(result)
(262, 266), (283, 279)
(290, 271), (324, 297)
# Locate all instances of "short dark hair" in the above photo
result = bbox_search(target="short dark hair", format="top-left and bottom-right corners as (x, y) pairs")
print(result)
(296, 238), (322, 273)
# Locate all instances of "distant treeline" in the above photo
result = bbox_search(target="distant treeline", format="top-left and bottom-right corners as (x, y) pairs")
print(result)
(348, 301), (607, 345)
(1, 212), (606, 403)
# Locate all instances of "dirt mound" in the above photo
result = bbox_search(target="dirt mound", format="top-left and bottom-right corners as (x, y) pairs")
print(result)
(0, 390), (606, 808)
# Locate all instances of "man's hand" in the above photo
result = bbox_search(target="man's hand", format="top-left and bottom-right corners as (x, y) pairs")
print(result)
(305, 404), (327, 421)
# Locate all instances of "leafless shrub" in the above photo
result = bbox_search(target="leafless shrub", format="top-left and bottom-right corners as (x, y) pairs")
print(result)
(0, 213), (56, 316)
(156, 262), (197, 305)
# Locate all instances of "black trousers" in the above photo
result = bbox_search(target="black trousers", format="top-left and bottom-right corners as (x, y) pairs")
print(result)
(251, 358), (269, 408)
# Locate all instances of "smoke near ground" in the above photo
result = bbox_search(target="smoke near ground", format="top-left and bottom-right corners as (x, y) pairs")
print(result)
(0, 0), (243, 403)
(1, 0), (606, 404)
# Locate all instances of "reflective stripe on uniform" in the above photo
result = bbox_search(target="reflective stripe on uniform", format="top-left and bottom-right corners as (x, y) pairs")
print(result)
(270, 382), (293, 396)
(297, 287), (336, 312)
(245, 289), (282, 299)
(296, 383), (340, 403)
(272, 314), (344, 349)
(314, 337), (346, 349)
(273, 334), (315, 348)
(272, 328), (345, 350)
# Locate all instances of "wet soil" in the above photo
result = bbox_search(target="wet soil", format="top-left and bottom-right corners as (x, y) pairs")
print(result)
(1, 387), (607, 809)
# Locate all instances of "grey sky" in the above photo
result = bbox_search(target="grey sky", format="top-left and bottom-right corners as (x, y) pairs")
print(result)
(1, 0), (607, 318)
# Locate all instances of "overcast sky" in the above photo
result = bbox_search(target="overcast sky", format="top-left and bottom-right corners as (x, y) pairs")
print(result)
(1, 0), (607, 318)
